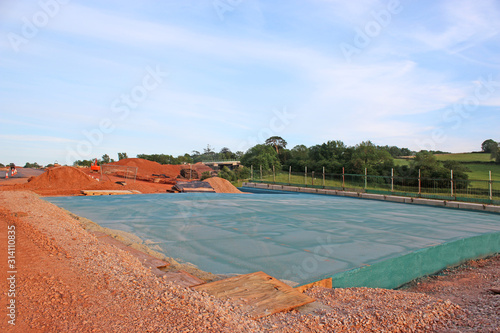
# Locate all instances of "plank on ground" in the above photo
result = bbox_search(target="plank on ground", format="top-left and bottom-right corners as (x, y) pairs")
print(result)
(81, 190), (141, 196)
(192, 271), (315, 319)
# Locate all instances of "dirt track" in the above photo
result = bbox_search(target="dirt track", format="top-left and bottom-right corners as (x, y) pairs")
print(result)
(1, 191), (498, 332)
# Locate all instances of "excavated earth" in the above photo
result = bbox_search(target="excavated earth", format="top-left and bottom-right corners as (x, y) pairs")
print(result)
(0, 191), (499, 332)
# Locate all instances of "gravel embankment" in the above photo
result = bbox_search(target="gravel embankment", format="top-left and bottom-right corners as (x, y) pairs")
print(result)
(1, 191), (497, 332)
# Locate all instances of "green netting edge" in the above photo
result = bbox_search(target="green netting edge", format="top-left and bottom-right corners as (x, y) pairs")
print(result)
(323, 231), (500, 289)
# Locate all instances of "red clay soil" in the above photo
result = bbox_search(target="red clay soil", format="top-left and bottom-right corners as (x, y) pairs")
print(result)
(0, 166), (175, 196)
(203, 177), (242, 193)
(22, 166), (97, 189)
(0, 161), (233, 196)
(109, 158), (183, 178)
(190, 163), (214, 176)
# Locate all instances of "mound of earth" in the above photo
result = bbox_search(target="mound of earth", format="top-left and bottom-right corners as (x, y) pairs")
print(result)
(203, 177), (242, 193)
(22, 166), (98, 189)
(191, 162), (213, 175)
(111, 158), (215, 180)
(109, 158), (183, 178)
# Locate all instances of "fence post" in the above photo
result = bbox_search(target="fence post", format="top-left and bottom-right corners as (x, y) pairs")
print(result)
(451, 170), (454, 197)
(418, 169), (421, 195)
(391, 168), (394, 192)
(322, 167), (325, 188)
(342, 167), (345, 189)
(312, 171), (315, 186)
(489, 171), (493, 201)
(190, 163), (192, 180)
(273, 165), (275, 183)
(251, 165), (253, 180)
(364, 168), (367, 190)
(289, 166), (291, 185)
(260, 165), (262, 181)
(305, 166), (307, 186)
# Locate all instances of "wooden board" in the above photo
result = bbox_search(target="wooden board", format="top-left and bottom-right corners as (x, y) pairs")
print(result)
(192, 271), (315, 319)
(181, 188), (216, 193)
(81, 190), (141, 196)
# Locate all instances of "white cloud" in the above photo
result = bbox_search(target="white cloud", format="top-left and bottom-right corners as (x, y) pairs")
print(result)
(411, 0), (500, 54)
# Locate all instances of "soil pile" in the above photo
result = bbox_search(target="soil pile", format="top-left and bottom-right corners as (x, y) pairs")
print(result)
(191, 162), (214, 175)
(109, 158), (182, 178)
(111, 158), (215, 180)
(23, 166), (98, 189)
(203, 177), (242, 193)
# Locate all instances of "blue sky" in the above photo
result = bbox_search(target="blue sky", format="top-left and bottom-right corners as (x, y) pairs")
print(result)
(1, 0), (500, 166)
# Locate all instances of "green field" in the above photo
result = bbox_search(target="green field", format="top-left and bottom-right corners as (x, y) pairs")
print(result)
(434, 152), (494, 162)
(393, 159), (410, 167)
(394, 153), (499, 181)
(466, 163), (500, 180)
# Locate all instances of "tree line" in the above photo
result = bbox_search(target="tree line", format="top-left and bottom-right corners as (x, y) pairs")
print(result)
(19, 137), (499, 184)
(240, 138), (471, 182)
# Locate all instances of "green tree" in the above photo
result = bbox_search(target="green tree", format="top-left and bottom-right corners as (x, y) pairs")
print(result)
(307, 140), (347, 173)
(410, 151), (441, 178)
(203, 145), (217, 160)
(409, 151), (469, 184)
(285, 145), (310, 171)
(219, 147), (236, 160)
(442, 161), (470, 181)
(348, 141), (394, 175)
(235, 151), (244, 160)
(24, 162), (41, 168)
(102, 154), (110, 164)
(118, 152), (128, 160)
(73, 159), (92, 167)
(482, 139), (497, 153)
(241, 144), (281, 171)
(191, 150), (201, 162)
(234, 166), (251, 179)
(489, 142), (500, 163)
(219, 166), (237, 182)
(265, 136), (287, 154)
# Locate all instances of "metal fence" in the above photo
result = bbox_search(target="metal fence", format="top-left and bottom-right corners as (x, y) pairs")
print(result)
(248, 166), (500, 205)
(100, 164), (138, 183)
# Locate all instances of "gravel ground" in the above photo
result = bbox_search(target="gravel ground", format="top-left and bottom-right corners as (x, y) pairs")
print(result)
(0, 191), (498, 332)
(403, 256), (500, 332)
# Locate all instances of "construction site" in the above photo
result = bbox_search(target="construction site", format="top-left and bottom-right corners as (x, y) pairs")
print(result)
(0, 158), (499, 332)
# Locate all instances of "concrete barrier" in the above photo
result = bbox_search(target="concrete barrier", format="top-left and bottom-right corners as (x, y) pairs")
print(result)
(485, 205), (500, 213)
(360, 193), (384, 200)
(412, 198), (446, 207)
(241, 183), (500, 214)
(444, 201), (460, 209)
(456, 202), (485, 211)
(384, 196), (406, 203)
(282, 186), (298, 192)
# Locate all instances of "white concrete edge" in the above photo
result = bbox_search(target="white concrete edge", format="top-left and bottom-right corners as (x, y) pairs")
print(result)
(241, 183), (500, 213)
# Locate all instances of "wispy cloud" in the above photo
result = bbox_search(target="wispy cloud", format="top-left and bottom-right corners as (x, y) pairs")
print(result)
(1, 0), (499, 164)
